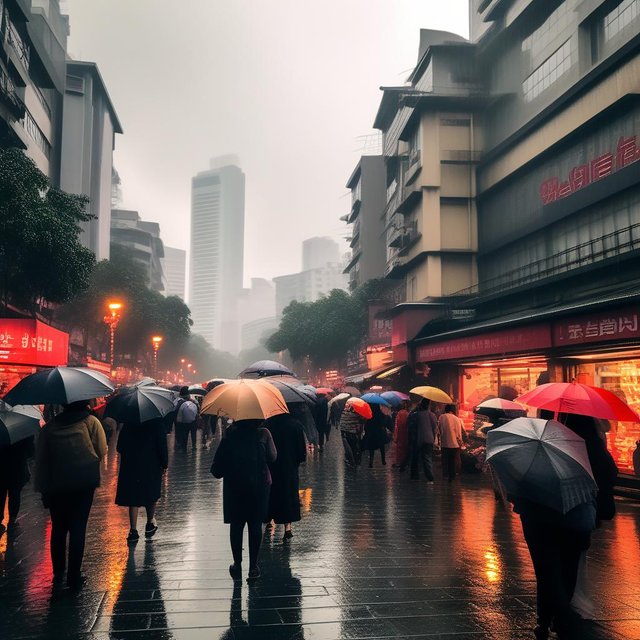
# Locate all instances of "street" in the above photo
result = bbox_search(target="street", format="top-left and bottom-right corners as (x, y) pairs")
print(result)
(1, 432), (640, 640)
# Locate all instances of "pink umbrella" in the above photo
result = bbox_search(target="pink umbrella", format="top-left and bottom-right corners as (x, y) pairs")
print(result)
(516, 382), (639, 422)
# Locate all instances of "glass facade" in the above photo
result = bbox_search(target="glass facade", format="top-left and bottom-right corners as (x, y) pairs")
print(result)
(605, 0), (640, 42)
(521, 0), (579, 59)
(523, 39), (574, 103)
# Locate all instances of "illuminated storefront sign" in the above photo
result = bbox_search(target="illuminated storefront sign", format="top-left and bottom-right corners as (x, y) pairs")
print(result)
(553, 307), (640, 346)
(0, 319), (69, 367)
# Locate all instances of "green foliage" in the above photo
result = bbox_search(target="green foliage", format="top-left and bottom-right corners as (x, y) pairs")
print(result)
(0, 148), (95, 311)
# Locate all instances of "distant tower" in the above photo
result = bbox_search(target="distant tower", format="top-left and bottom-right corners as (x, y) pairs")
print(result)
(189, 155), (245, 352)
(302, 237), (341, 271)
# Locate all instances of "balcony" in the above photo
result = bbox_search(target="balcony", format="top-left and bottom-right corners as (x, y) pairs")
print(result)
(0, 64), (24, 119)
(4, 14), (30, 73)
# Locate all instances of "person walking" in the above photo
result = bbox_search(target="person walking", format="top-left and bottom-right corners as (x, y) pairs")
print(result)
(392, 401), (410, 470)
(313, 393), (330, 450)
(339, 405), (365, 466)
(363, 404), (390, 468)
(0, 436), (35, 534)
(34, 400), (107, 589)
(115, 417), (168, 543)
(211, 419), (276, 581)
(407, 399), (437, 482)
(263, 413), (306, 540)
(174, 387), (199, 451)
(438, 404), (463, 481)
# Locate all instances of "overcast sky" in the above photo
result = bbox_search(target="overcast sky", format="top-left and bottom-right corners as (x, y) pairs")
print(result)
(65, 0), (469, 283)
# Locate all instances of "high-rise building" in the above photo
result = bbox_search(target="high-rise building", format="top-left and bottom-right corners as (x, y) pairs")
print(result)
(110, 209), (166, 293)
(302, 237), (341, 271)
(162, 246), (186, 300)
(60, 61), (122, 260)
(189, 155), (245, 352)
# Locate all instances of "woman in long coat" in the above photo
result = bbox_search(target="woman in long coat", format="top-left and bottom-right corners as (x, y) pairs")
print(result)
(212, 420), (276, 581)
(264, 413), (306, 540)
(362, 404), (390, 467)
(392, 402), (410, 470)
(115, 418), (168, 543)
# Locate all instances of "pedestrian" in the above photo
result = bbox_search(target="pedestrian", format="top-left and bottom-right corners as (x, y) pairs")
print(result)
(34, 400), (107, 589)
(363, 404), (390, 468)
(514, 413), (617, 640)
(392, 400), (410, 470)
(211, 419), (277, 582)
(407, 399), (437, 482)
(633, 441), (640, 477)
(174, 387), (199, 451)
(293, 403), (318, 452)
(0, 436), (35, 534)
(438, 404), (463, 481)
(115, 417), (168, 543)
(263, 412), (306, 540)
(313, 393), (330, 450)
(339, 404), (365, 466)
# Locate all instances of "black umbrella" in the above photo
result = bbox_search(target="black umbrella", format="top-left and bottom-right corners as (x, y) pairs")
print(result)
(0, 404), (41, 446)
(104, 385), (176, 424)
(188, 385), (207, 396)
(239, 360), (296, 378)
(262, 379), (315, 405)
(5, 367), (114, 406)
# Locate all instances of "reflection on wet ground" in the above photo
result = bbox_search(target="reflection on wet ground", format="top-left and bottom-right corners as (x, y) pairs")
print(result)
(1, 431), (640, 639)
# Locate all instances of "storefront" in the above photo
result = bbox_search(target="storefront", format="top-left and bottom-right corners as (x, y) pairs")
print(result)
(0, 318), (69, 394)
(414, 303), (640, 478)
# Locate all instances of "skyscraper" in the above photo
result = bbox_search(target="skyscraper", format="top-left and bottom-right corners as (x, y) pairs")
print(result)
(189, 155), (245, 352)
(162, 246), (186, 300)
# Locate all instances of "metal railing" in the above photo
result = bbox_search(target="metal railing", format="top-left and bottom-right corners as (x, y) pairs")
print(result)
(20, 105), (51, 158)
(5, 14), (30, 71)
(0, 64), (23, 118)
(453, 223), (640, 300)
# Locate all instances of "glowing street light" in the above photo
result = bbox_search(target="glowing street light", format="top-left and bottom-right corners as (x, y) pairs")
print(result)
(103, 302), (123, 374)
(151, 335), (163, 377)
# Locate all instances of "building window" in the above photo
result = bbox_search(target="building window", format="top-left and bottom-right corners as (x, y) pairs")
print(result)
(521, 0), (579, 60)
(522, 39), (574, 103)
(604, 0), (640, 41)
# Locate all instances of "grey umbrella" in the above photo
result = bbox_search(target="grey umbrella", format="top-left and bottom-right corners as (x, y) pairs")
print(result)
(104, 385), (176, 424)
(261, 379), (315, 405)
(486, 417), (597, 514)
(4, 367), (114, 406)
(238, 360), (296, 378)
(0, 404), (41, 446)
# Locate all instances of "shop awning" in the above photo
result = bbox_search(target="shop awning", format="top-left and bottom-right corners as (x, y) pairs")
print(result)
(343, 362), (407, 385)
(376, 363), (407, 379)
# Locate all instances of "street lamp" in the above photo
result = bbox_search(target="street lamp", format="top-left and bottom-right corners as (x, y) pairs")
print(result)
(103, 302), (123, 375)
(151, 335), (163, 378)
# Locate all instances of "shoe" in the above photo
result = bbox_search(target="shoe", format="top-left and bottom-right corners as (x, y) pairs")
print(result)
(145, 521), (158, 538)
(246, 566), (261, 582)
(283, 530), (293, 541)
(67, 575), (86, 591)
(127, 529), (140, 543)
(229, 563), (242, 580)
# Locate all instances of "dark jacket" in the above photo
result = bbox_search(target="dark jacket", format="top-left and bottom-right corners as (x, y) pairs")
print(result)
(35, 410), (107, 494)
(115, 419), (168, 507)
(339, 408), (365, 436)
(312, 396), (329, 435)
(211, 421), (277, 523)
(362, 405), (390, 451)
(0, 437), (34, 489)
(265, 414), (307, 523)
(407, 408), (437, 447)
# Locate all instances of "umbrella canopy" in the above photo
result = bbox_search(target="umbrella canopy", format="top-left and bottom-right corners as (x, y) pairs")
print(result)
(136, 377), (157, 387)
(486, 417), (597, 514)
(380, 391), (402, 409)
(0, 404), (41, 446)
(262, 379), (315, 405)
(516, 382), (639, 422)
(361, 393), (391, 407)
(410, 386), (453, 404)
(315, 387), (333, 395)
(188, 385), (207, 396)
(5, 367), (114, 406)
(104, 385), (176, 424)
(476, 398), (527, 420)
(201, 379), (289, 421)
(329, 392), (351, 407)
(239, 360), (295, 378)
(342, 386), (361, 397)
(345, 397), (373, 420)
(390, 391), (411, 401)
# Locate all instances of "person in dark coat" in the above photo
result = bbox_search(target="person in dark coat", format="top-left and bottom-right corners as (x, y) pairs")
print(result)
(211, 420), (277, 582)
(407, 399), (437, 481)
(313, 394), (330, 450)
(0, 436), (35, 533)
(115, 418), (168, 543)
(264, 413), (306, 540)
(362, 404), (390, 467)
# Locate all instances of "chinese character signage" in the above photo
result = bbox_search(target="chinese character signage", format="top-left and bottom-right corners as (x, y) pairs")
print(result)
(553, 308), (640, 346)
(0, 319), (69, 366)
(540, 135), (640, 205)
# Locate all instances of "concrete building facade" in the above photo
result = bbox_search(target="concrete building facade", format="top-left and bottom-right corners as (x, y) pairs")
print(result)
(343, 155), (387, 289)
(302, 237), (341, 271)
(60, 61), (122, 261)
(189, 155), (245, 352)
(162, 246), (186, 300)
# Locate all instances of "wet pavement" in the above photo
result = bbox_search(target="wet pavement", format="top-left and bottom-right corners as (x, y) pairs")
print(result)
(2, 430), (640, 640)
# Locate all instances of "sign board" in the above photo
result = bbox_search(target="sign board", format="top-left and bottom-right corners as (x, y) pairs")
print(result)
(0, 319), (69, 367)
(553, 307), (640, 346)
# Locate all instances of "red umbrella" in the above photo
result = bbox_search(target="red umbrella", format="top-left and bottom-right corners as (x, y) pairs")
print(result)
(516, 382), (639, 422)
(345, 397), (373, 420)
(315, 387), (334, 395)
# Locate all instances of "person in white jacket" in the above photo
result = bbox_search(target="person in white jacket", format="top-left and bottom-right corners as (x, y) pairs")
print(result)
(437, 404), (463, 481)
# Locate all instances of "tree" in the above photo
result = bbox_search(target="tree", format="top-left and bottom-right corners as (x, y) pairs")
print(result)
(0, 148), (95, 313)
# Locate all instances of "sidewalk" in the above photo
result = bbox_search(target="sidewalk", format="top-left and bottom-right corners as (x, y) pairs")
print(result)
(1, 431), (639, 639)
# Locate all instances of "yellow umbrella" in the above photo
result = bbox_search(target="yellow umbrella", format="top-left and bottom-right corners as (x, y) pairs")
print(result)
(200, 379), (289, 421)
(410, 386), (453, 404)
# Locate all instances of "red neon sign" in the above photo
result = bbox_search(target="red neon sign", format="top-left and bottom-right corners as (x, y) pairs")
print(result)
(540, 135), (640, 205)
(0, 319), (69, 367)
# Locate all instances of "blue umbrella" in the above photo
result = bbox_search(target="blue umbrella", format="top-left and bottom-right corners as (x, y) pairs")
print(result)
(361, 393), (391, 407)
(380, 391), (402, 409)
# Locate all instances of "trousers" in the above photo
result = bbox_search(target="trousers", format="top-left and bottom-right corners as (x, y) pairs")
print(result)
(410, 443), (434, 480)
(442, 447), (460, 480)
(341, 431), (361, 466)
(0, 486), (22, 522)
(175, 421), (197, 450)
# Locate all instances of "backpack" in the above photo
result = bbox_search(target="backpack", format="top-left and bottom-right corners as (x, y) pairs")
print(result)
(176, 398), (198, 423)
